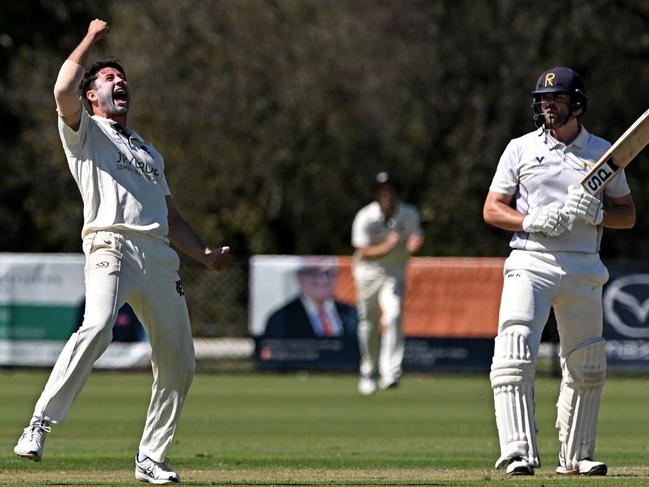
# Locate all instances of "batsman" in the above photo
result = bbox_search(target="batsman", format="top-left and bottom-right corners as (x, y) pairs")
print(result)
(483, 67), (636, 476)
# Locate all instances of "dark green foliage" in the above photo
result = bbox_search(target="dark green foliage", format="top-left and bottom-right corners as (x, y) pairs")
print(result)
(2, 1), (649, 257)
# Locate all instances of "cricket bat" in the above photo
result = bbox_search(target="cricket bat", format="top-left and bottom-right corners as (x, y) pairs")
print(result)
(581, 108), (649, 195)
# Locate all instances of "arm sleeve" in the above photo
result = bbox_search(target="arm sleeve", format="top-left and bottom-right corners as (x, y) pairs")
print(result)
(604, 169), (631, 198)
(160, 172), (172, 196)
(408, 207), (423, 236)
(57, 106), (91, 154)
(351, 209), (370, 248)
(489, 139), (520, 195)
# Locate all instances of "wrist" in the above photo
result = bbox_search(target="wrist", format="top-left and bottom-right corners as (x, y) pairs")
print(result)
(521, 214), (534, 233)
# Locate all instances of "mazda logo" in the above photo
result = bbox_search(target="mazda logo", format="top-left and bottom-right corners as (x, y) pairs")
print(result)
(603, 274), (649, 338)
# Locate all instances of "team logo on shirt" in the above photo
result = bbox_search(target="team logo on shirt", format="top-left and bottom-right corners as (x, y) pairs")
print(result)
(114, 151), (160, 181)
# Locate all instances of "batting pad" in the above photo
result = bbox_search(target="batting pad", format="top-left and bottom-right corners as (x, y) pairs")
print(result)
(556, 338), (606, 471)
(490, 331), (539, 469)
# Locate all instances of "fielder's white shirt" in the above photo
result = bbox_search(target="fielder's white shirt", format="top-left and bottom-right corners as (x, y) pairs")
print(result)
(352, 201), (422, 278)
(490, 127), (631, 253)
(58, 108), (171, 243)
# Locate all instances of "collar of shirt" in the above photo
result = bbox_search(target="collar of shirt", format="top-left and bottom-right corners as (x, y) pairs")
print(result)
(92, 115), (126, 132)
(93, 115), (149, 151)
(370, 200), (403, 221)
(543, 125), (591, 150)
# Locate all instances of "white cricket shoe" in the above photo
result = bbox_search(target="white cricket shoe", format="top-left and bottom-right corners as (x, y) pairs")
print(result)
(378, 377), (400, 390)
(135, 454), (180, 484)
(358, 376), (378, 396)
(14, 418), (51, 462)
(506, 456), (534, 476)
(556, 458), (607, 476)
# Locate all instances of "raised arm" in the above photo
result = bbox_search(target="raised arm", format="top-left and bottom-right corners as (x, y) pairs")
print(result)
(54, 19), (110, 130)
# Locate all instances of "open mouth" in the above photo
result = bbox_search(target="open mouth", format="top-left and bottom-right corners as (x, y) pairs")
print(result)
(113, 88), (128, 105)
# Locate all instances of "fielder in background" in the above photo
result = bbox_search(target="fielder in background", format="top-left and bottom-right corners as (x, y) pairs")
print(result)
(483, 67), (635, 476)
(352, 172), (424, 395)
(13, 19), (230, 484)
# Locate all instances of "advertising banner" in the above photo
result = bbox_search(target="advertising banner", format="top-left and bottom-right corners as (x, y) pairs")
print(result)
(251, 256), (504, 372)
(0, 253), (85, 341)
(251, 256), (360, 371)
(603, 262), (649, 370)
(252, 256), (649, 373)
(0, 254), (149, 368)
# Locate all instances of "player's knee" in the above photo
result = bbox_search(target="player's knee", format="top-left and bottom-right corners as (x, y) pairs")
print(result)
(561, 337), (606, 390)
(357, 318), (376, 333)
(77, 316), (117, 347)
(490, 330), (535, 388)
(358, 307), (379, 323)
(166, 341), (195, 378)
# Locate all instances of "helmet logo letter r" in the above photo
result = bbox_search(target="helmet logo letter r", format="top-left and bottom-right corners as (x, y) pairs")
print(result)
(544, 73), (555, 87)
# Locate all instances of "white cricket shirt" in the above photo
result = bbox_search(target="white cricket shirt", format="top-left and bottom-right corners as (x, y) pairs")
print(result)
(489, 127), (631, 253)
(352, 201), (422, 278)
(58, 108), (171, 242)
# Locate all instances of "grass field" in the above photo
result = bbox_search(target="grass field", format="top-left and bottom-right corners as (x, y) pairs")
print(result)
(0, 370), (648, 486)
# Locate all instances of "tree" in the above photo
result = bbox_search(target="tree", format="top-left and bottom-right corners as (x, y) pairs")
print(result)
(2, 0), (649, 259)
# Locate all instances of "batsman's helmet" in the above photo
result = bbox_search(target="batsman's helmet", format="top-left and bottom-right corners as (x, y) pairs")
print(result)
(531, 67), (588, 127)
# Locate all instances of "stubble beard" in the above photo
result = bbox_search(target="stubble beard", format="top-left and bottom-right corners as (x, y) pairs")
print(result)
(98, 90), (129, 117)
(545, 111), (569, 130)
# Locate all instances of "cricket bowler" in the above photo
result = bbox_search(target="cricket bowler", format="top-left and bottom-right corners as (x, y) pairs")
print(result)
(13, 19), (230, 484)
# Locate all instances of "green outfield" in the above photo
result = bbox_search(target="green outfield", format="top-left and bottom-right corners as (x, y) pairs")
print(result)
(0, 371), (648, 486)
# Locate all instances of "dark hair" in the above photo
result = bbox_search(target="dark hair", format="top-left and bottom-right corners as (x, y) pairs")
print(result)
(79, 59), (126, 101)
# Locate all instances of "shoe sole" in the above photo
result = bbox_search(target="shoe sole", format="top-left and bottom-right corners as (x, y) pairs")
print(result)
(581, 464), (607, 476)
(507, 468), (534, 476)
(135, 471), (178, 484)
(556, 465), (607, 476)
(14, 449), (41, 462)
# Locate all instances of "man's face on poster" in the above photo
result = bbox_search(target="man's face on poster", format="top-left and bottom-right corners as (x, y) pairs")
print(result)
(297, 265), (337, 304)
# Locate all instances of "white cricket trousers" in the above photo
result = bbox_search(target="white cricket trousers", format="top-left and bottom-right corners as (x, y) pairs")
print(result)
(497, 250), (609, 359)
(354, 272), (405, 382)
(32, 230), (195, 462)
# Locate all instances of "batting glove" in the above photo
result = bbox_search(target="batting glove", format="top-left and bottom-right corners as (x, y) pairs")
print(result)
(522, 205), (570, 237)
(566, 185), (604, 225)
